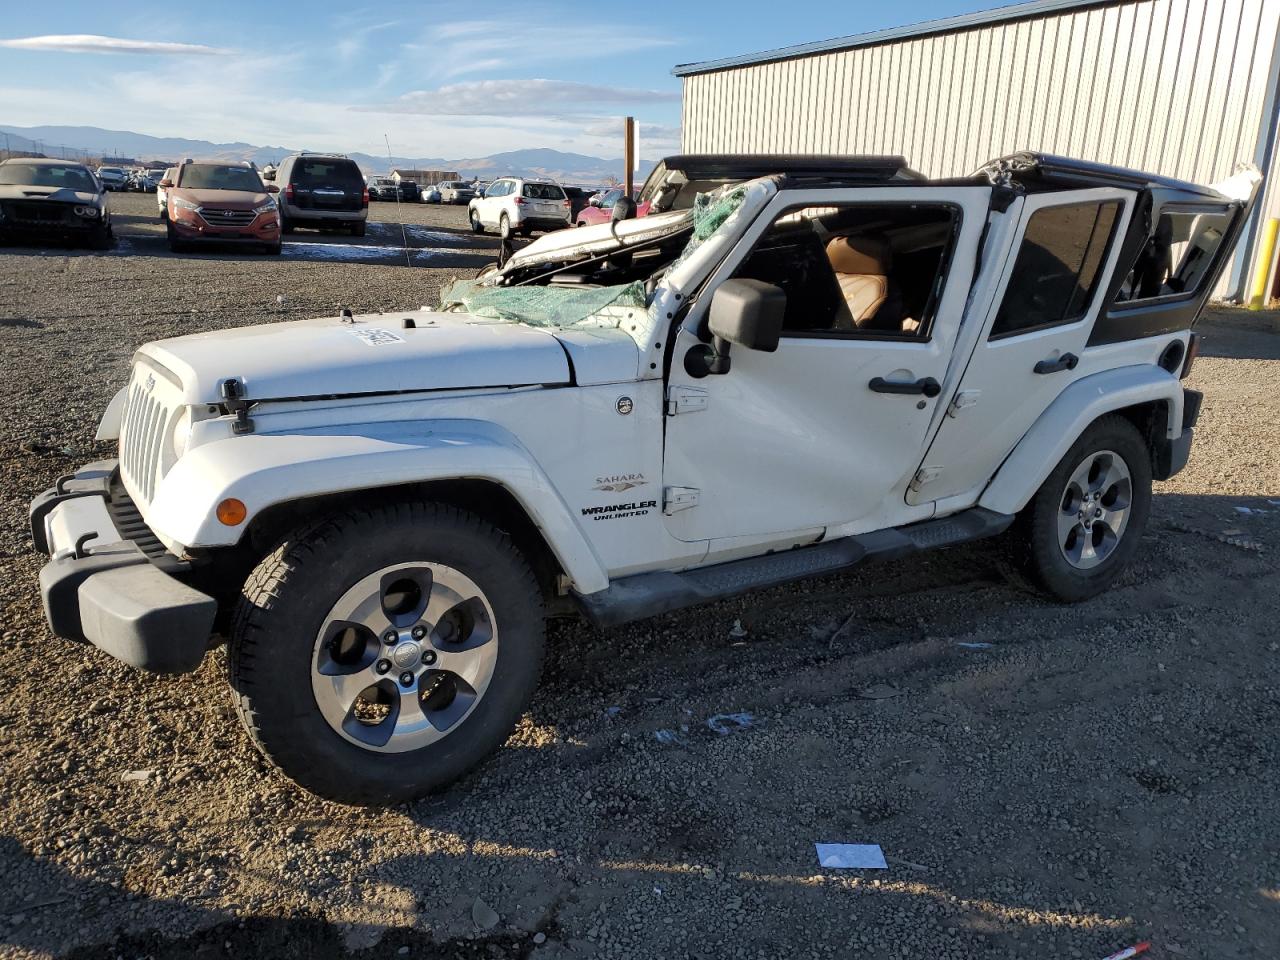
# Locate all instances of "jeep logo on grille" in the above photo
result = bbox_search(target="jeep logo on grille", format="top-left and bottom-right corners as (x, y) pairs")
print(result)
(143, 373), (156, 392)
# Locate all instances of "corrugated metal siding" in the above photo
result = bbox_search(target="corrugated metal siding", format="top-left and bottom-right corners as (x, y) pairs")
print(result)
(682, 0), (1278, 185)
(680, 0), (1280, 298)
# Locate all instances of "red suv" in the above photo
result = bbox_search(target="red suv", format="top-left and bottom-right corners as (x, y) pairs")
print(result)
(574, 187), (650, 227)
(162, 161), (282, 254)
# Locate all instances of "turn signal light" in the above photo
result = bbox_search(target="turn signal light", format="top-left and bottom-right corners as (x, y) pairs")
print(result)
(216, 498), (247, 526)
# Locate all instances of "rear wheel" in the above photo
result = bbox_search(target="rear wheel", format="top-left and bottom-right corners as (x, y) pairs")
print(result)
(351, 222), (366, 238)
(280, 212), (295, 235)
(229, 502), (545, 805)
(499, 214), (512, 240)
(1015, 415), (1152, 602)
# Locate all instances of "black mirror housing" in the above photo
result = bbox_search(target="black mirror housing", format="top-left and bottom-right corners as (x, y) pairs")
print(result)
(708, 279), (786, 353)
(611, 196), (637, 222)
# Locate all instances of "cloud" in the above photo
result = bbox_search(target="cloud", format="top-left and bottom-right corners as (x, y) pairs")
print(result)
(407, 19), (679, 80)
(366, 79), (679, 118)
(0, 34), (230, 55)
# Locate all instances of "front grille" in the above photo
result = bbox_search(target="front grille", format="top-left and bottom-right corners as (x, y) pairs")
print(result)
(200, 207), (257, 226)
(5, 201), (68, 223)
(119, 376), (171, 504)
(107, 473), (172, 562)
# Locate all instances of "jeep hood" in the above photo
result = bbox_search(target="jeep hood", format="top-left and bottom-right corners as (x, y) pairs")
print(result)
(138, 310), (579, 404)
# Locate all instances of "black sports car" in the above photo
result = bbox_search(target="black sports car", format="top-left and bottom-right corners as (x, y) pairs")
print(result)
(0, 158), (112, 249)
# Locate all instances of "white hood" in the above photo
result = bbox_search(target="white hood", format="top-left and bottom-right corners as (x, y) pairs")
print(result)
(139, 310), (574, 404)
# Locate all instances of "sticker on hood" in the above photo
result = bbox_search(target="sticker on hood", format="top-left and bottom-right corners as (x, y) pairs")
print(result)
(347, 328), (405, 346)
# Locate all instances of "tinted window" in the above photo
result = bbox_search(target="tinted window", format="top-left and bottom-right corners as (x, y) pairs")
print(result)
(991, 201), (1120, 338)
(1116, 208), (1234, 302)
(292, 159), (362, 186)
(179, 164), (264, 191)
(0, 163), (96, 191)
(522, 182), (565, 200)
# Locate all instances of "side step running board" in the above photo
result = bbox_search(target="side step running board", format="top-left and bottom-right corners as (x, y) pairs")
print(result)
(575, 508), (1014, 629)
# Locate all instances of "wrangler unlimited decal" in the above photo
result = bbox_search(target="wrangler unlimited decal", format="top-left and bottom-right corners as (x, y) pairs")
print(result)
(581, 500), (657, 520)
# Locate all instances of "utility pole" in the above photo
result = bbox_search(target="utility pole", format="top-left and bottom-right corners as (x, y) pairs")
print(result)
(624, 116), (635, 198)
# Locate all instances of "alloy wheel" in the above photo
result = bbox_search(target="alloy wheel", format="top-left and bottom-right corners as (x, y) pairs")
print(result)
(310, 562), (499, 753)
(1056, 449), (1133, 570)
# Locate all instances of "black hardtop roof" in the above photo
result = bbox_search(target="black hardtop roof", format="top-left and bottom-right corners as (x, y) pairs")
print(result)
(979, 152), (1233, 202)
(661, 153), (923, 183)
(655, 151), (1231, 201)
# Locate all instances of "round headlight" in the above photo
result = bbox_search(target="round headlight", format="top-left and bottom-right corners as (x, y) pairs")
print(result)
(73, 205), (100, 218)
(171, 408), (193, 459)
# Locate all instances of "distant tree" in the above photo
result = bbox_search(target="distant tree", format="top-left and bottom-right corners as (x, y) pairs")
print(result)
(603, 175), (621, 188)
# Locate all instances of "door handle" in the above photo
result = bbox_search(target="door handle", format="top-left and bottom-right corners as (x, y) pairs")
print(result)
(1033, 353), (1079, 375)
(868, 376), (942, 398)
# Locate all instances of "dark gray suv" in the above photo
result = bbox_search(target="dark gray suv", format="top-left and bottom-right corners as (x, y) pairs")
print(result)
(275, 153), (369, 236)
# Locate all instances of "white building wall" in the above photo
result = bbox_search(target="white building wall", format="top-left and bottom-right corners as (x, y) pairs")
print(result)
(680, 0), (1280, 298)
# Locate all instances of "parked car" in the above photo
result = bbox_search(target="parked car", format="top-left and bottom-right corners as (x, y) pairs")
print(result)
(162, 160), (281, 254)
(95, 166), (128, 191)
(366, 177), (397, 201)
(128, 170), (159, 192)
(156, 166), (177, 217)
(437, 180), (476, 205)
(29, 151), (1259, 804)
(468, 177), (571, 237)
(420, 184), (442, 204)
(574, 186), (650, 227)
(275, 153), (368, 236)
(561, 185), (595, 221)
(0, 158), (112, 248)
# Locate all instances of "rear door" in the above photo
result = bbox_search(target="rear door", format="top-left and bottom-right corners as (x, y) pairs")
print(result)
(910, 189), (1134, 506)
(291, 158), (364, 212)
(524, 182), (566, 221)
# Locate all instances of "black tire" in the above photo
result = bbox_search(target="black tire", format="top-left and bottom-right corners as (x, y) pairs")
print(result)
(87, 223), (112, 251)
(1014, 414), (1152, 603)
(165, 219), (184, 253)
(229, 502), (545, 805)
(469, 208), (484, 233)
(280, 213), (295, 235)
(520, 225), (533, 238)
(499, 214), (512, 240)
(264, 241), (282, 255)
(351, 222), (366, 238)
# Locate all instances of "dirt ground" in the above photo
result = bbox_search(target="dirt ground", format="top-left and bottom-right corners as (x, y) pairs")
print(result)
(0, 192), (1277, 960)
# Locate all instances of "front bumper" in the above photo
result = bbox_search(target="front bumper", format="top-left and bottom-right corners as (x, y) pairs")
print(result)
(30, 461), (216, 674)
(171, 213), (280, 243)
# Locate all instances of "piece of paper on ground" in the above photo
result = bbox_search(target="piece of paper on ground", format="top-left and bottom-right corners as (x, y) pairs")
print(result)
(815, 843), (888, 869)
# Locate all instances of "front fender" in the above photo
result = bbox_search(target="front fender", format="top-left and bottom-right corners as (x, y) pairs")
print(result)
(144, 418), (610, 593)
(978, 365), (1183, 516)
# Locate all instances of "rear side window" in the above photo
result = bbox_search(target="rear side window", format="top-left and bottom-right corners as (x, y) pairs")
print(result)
(293, 159), (362, 186)
(522, 182), (565, 200)
(1116, 208), (1234, 302)
(991, 201), (1120, 338)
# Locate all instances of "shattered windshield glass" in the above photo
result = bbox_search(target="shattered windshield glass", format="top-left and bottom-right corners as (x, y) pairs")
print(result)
(438, 184), (750, 330)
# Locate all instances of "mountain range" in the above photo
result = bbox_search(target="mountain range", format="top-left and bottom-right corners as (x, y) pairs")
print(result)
(0, 125), (659, 186)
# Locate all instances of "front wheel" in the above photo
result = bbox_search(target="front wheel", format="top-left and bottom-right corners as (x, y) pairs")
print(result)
(1015, 415), (1152, 602)
(229, 502), (545, 805)
(469, 208), (484, 233)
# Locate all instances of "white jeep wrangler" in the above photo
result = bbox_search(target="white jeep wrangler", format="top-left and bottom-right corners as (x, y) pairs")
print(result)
(31, 153), (1260, 804)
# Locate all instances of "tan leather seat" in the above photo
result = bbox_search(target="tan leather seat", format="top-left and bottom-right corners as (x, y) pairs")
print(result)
(827, 236), (892, 328)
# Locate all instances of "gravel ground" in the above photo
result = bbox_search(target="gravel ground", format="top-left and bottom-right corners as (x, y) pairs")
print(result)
(1, 192), (1277, 960)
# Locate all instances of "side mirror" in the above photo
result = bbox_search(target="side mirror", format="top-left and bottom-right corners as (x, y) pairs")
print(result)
(266, 184), (280, 194)
(262, 170), (275, 181)
(588, 196), (602, 207)
(685, 280), (787, 378)
(159, 180), (173, 189)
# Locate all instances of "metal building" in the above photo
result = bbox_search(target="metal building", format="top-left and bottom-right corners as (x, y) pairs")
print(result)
(673, 0), (1280, 299)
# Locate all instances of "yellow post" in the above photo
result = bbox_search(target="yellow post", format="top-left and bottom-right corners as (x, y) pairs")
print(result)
(1248, 217), (1280, 310)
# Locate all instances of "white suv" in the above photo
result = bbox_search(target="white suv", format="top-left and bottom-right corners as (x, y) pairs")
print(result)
(30, 152), (1258, 804)
(469, 177), (571, 238)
